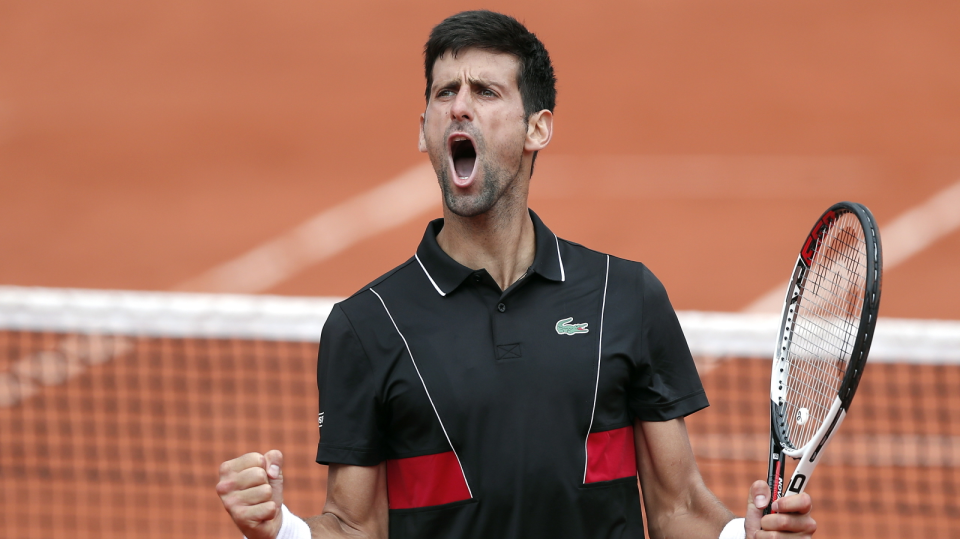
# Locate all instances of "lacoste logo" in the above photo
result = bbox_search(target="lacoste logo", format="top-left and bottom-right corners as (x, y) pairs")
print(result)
(556, 317), (589, 335)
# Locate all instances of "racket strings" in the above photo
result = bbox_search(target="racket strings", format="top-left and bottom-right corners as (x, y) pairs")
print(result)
(780, 212), (867, 448)
(805, 236), (867, 317)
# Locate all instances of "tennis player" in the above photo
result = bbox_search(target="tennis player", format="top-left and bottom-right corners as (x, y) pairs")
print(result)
(217, 10), (817, 539)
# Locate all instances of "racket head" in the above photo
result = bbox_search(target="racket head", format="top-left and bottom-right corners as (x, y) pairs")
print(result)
(769, 202), (882, 454)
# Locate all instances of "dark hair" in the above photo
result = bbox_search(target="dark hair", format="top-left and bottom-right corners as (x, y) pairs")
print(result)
(424, 10), (557, 118)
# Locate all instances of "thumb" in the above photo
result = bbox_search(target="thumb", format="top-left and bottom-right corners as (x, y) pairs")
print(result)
(264, 449), (285, 514)
(745, 480), (770, 539)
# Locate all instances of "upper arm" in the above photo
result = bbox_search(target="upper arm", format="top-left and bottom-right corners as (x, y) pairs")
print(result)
(317, 304), (386, 466)
(634, 417), (732, 539)
(634, 416), (702, 505)
(305, 462), (389, 538)
(622, 264), (708, 422)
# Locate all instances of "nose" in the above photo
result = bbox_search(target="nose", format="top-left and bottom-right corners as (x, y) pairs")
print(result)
(450, 86), (472, 122)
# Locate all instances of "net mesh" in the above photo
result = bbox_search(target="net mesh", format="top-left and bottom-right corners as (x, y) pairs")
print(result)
(1, 287), (958, 539)
(780, 210), (869, 448)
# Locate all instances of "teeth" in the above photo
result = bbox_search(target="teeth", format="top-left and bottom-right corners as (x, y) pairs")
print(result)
(453, 136), (467, 142)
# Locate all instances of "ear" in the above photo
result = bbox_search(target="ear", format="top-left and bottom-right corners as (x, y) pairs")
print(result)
(524, 109), (553, 153)
(418, 112), (427, 153)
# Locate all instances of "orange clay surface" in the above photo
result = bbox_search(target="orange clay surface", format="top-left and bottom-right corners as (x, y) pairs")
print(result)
(1, 3), (960, 538)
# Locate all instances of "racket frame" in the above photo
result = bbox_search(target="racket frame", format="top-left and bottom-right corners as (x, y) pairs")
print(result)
(765, 202), (882, 513)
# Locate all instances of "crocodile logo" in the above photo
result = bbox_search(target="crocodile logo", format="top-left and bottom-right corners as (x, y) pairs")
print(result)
(556, 317), (589, 335)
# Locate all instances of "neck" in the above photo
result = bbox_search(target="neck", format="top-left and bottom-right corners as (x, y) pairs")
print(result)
(436, 199), (536, 291)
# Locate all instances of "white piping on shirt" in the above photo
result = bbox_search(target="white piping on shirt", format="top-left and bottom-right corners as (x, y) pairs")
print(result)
(415, 254), (446, 297)
(583, 255), (610, 483)
(369, 287), (472, 497)
(416, 234), (566, 295)
(554, 234), (566, 282)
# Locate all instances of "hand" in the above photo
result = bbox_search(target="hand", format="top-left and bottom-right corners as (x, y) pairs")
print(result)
(744, 480), (817, 538)
(216, 450), (286, 539)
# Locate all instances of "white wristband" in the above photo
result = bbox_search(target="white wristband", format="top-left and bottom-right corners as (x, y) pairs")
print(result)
(276, 504), (312, 539)
(244, 504), (311, 539)
(719, 517), (745, 539)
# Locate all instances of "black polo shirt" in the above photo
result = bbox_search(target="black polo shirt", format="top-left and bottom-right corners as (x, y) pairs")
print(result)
(316, 210), (708, 539)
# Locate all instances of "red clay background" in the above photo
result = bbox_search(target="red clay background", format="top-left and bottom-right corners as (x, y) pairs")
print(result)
(2, 1), (959, 537)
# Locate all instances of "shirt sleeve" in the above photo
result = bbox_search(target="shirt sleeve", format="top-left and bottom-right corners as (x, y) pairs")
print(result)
(627, 265), (709, 421)
(316, 303), (385, 466)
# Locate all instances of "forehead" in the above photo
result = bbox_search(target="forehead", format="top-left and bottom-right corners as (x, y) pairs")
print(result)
(431, 48), (520, 88)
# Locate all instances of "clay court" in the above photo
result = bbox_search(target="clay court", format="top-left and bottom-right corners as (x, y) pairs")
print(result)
(1, 1), (959, 537)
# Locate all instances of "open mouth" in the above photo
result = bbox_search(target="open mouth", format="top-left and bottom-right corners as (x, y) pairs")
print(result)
(450, 136), (477, 182)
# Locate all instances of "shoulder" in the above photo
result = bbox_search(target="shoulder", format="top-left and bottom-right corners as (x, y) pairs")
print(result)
(346, 256), (420, 299)
(557, 238), (677, 320)
(327, 257), (433, 331)
(556, 237), (661, 287)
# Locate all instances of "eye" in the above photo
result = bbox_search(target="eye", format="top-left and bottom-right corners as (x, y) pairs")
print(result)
(479, 88), (497, 98)
(437, 89), (455, 98)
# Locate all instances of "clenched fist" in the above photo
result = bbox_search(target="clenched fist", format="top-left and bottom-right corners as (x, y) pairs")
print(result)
(216, 450), (286, 539)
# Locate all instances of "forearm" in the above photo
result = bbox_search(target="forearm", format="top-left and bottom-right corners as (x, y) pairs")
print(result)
(265, 507), (385, 539)
(635, 418), (735, 539)
(304, 512), (384, 539)
(644, 480), (734, 539)
(282, 462), (388, 539)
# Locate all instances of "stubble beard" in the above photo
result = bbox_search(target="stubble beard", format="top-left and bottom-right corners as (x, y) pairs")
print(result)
(433, 128), (525, 219)
(438, 160), (502, 218)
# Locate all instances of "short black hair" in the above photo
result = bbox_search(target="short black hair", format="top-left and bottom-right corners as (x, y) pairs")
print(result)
(424, 10), (557, 118)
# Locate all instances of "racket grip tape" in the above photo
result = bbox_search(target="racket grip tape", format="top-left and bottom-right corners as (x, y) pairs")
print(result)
(765, 433), (784, 516)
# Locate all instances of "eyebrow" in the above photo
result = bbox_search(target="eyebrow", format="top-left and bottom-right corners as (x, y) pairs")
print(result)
(433, 76), (503, 93)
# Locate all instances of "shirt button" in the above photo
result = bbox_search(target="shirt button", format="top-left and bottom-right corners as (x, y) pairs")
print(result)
(497, 303), (506, 313)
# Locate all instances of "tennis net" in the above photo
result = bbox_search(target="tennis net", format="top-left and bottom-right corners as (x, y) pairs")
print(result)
(1, 286), (958, 538)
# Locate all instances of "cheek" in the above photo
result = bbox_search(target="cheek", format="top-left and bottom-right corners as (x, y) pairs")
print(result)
(425, 116), (448, 148)
(486, 122), (528, 155)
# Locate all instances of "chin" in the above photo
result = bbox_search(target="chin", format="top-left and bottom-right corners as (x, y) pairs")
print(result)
(442, 192), (494, 218)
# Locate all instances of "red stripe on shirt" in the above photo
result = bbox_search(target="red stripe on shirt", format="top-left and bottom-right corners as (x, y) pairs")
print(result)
(386, 451), (471, 509)
(585, 425), (637, 483)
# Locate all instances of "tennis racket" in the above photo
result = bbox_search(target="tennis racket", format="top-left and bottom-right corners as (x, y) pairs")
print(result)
(765, 201), (882, 514)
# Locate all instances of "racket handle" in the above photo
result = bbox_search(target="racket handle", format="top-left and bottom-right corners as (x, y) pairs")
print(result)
(765, 434), (784, 516)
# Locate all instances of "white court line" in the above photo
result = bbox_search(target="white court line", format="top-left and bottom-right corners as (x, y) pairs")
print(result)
(744, 179), (960, 313)
(182, 154), (867, 293)
(175, 162), (438, 293)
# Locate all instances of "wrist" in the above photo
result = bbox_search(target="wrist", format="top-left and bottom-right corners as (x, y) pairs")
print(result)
(244, 504), (311, 539)
(276, 504), (311, 539)
(719, 517), (745, 539)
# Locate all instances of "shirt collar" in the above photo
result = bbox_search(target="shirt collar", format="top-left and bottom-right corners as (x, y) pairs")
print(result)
(415, 209), (566, 297)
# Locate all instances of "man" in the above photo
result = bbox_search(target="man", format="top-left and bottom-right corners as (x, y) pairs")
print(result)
(217, 11), (817, 539)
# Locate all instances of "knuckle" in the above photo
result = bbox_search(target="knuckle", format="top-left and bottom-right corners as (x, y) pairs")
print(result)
(215, 480), (233, 496)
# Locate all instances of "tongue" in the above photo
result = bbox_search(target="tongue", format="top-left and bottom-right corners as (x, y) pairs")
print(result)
(454, 155), (476, 179)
